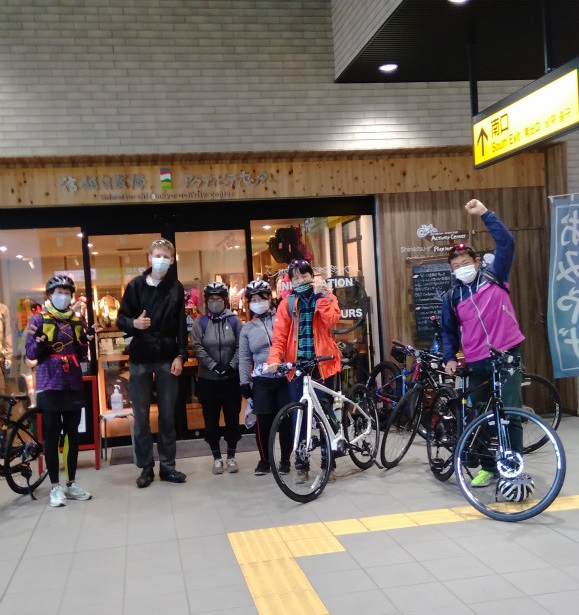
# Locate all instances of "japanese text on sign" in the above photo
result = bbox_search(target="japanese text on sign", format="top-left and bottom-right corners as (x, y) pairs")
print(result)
(548, 194), (579, 378)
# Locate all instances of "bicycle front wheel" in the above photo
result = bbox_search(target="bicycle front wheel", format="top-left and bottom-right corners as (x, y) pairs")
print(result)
(343, 384), (380, 470)
(379, 387), (421, 469)
(455, 408), (566, 522)
(269, 402), (332, 503)
(521, 373), (562, 453)
(3, 410), (48, 495)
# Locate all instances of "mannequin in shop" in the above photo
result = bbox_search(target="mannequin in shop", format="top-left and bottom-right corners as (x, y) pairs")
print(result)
(98, 292), (120, 328)
(117, 238), (188, 489)
(189, 278), (202, 311)
(71, 294), (88, 320)
(0, 302), (14, 407)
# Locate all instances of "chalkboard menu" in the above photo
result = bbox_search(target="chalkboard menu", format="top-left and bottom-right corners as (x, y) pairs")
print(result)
(412, 261), (452, 340)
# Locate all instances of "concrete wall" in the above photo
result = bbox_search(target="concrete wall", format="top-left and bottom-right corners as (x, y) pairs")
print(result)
(0, 0), (577, 193)
(331, 0), (399, 78)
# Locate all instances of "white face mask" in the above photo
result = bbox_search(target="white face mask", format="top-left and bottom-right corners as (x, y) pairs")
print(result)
(151, 257), (171, 274)
(454, 264), (477, 284)
(251, 300), (270, 315)
(51, 293), (72, 311)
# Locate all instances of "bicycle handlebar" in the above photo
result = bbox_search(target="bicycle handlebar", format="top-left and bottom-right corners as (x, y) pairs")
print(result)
(277, 355), (335, 375)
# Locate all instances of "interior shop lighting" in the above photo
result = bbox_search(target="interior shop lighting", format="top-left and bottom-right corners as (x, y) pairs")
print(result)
(448, 0), (469, 5)
(16, 254), (23, 259)
(262, 225), (271, 230)
(0, 246), (7, 252)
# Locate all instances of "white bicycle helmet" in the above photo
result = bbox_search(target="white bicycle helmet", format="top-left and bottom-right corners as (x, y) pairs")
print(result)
(498, 473), (535, 502)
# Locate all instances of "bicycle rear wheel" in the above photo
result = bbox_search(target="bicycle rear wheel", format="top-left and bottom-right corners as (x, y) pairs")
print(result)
(343, 384), (379, 470)
(425, 386), (458, 482)
(521, 373), (562, 453)
(379, 387), (421, 469)
(3, 410), (48, 495)
(365, 360), (402, 428)
(269, 402), (332, 503)
(455, 408), (566, 522)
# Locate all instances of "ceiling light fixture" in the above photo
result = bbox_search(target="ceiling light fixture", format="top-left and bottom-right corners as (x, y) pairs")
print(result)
(379, 63), (398, 73)
(16, 254), (23, 259)
(0, 246), (7, 252)
(448, 0), (469, 5)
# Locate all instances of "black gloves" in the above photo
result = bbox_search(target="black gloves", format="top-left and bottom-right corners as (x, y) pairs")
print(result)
(240, 383), (253, 399)
(213, 362), (237, 378)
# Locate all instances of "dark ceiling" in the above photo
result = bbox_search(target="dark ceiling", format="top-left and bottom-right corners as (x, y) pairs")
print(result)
(336, 0), (579, 84)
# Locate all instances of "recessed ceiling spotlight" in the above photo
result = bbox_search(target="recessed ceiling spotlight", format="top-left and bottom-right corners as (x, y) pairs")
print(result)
(0, 246), (7, 252)
(263, 225), (271, 230)
(448, 0), (469, 5)
(379, 63), (398, 73)
(16, 254), (23, 259)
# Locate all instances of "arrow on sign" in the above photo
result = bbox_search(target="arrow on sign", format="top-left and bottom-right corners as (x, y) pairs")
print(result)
(477, 128), (488, 156)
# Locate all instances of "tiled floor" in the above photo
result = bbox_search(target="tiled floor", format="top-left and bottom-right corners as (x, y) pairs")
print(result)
(1, 416), (578, 615)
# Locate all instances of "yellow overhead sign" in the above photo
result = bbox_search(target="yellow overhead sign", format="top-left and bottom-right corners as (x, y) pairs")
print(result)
(473, 64), (579, 168)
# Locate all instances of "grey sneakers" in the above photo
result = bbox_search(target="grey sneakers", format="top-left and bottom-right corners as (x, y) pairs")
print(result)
(50, 485), (67, 507)
(50, 482), (92, 507)
(64, 482), (92, 500)
(226, 458), (239, 473)
(212, 458), (224, 474)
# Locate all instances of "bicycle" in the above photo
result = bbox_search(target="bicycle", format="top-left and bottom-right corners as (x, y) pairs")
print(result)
(336, 338), (370, 394)
(0, 392), (47, 497)
(268, 355), (379, 503)
(377, 343), (449, 468)
(426, 347), (566, 522)
(427, 315), (561, 452)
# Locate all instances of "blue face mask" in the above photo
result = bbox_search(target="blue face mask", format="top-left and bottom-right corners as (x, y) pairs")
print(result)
(292, 281), (312, 295)
(151, 257), (171, 274)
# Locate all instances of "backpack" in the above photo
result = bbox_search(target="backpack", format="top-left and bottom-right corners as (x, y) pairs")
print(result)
(198, 314), (239, 336)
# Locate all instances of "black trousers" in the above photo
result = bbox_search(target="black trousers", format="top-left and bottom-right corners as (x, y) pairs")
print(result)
(197, 377), (242, 452)
(252, 376), (290, 462)
(42, 409), (82, 484)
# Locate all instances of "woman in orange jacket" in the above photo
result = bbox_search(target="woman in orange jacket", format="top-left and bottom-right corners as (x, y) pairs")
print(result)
(267, 259), (341, 482)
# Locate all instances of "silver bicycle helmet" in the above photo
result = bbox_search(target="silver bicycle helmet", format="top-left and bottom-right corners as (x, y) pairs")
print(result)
(45, 274), (76, 294)
(498, 473), (535, 502)
(245, 280), (272, 298)
(203, 282), (228, 298)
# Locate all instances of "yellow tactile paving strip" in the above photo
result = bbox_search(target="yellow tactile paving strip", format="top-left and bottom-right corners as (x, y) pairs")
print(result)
(228, 495), (579, 615)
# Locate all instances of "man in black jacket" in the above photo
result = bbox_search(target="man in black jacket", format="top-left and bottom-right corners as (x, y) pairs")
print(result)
(118, 238), (188, 488)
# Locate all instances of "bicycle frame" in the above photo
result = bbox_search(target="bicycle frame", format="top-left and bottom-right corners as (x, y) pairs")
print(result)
(294, 372), (370, 457)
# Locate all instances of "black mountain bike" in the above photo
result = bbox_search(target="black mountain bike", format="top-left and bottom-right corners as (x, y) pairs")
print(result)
(0, 392), (47, 497)
(426, 348), (566, 522)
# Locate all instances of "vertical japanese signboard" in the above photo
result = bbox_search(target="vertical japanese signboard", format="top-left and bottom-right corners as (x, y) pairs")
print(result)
(548, 194), (579, 378)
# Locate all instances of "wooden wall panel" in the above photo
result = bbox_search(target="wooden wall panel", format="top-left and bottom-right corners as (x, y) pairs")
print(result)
(377, 174), (577, 413)
(0, 149), (545, 208)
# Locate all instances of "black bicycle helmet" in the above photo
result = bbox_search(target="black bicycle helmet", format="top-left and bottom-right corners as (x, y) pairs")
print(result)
(245, 280), (272, 299)
(203, 282), (228, 298)
(45, 274), (76, 294)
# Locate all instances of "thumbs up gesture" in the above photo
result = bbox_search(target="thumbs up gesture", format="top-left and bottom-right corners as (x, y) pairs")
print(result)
(134, 309), (151, 330)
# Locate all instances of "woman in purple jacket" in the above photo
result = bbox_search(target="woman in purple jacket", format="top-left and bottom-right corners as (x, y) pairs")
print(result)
(26, 275), (93, 508)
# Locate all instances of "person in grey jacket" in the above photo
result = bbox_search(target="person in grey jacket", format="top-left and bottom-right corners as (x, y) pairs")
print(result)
(192, 282), (243, 474)
(239, 280), (291, 476)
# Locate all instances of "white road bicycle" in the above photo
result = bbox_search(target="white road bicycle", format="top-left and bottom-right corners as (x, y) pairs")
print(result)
(268, 355), (380, 503)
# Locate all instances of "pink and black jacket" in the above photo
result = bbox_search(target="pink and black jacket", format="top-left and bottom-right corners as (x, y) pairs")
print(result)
(441, 210), (525, 364)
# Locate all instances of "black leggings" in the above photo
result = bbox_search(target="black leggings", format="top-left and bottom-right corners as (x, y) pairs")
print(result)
(42, 409), (82, 484)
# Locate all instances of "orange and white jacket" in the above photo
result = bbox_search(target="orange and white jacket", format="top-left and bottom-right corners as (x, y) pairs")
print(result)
(268, 289), (342, 381)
